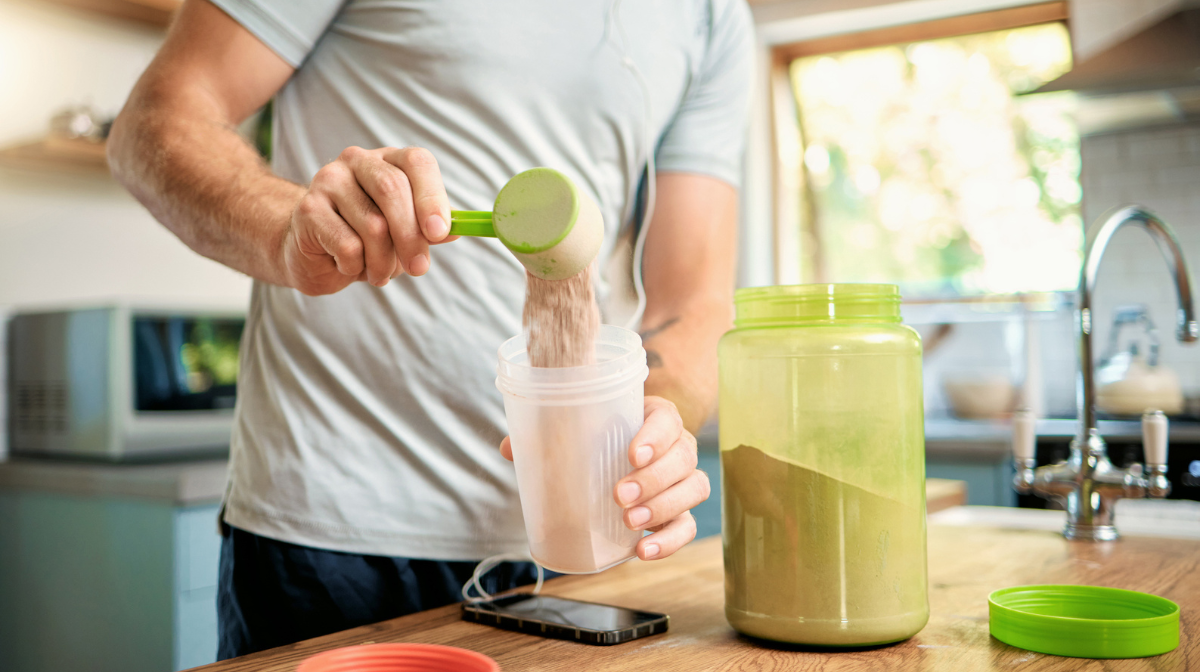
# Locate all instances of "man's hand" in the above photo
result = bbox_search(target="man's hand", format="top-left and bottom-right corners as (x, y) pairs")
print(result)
(612, 396), (709, 559)
(498, 395), (710, 561)
(284, 146), (454, 296)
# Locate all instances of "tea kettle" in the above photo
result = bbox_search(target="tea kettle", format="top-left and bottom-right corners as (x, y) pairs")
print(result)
(1094, 306), (1183, 415)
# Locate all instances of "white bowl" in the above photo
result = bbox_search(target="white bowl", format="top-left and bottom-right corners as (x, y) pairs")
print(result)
(943, 376), (1016, 419)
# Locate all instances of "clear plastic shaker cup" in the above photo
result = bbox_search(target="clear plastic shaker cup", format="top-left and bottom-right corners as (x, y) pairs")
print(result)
(496, 324), (648, 574)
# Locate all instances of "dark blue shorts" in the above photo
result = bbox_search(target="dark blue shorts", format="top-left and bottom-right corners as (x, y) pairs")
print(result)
(217, 526), (544, 660)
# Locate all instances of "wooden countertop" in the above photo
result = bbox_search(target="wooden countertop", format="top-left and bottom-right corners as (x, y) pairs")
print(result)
(195, 518), (1198, 672)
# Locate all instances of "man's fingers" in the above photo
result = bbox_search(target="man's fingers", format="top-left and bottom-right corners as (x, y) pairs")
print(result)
(622, 469), (710, 532)
(291, 145), (451, 292)
(638, 512), (697, 561)
(376, 147), (440, 275)
(615, 436), (697, 508)
(294, 190), (366, 278)
(499, 436), (514, 462)
(627, 396), (684, 469)
(385, 146), (451, 243)
(341, 146), (431, 278)
(369, 157), (427, 276)
(325, 164), (398, 285)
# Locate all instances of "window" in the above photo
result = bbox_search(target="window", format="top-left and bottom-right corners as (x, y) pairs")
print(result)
(777, 13), (1081, 297)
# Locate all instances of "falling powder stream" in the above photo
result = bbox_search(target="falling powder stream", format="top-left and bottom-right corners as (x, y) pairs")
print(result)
(522, 264), (601, 368)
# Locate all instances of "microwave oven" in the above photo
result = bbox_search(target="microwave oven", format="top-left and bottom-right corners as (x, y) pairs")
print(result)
(7, 306), (245, 460)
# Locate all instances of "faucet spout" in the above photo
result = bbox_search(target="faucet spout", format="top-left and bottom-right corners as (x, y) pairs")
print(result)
(1078, 206), (1198, 437)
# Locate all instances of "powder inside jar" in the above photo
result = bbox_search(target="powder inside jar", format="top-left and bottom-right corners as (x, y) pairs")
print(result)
(722, 443), (928, 645)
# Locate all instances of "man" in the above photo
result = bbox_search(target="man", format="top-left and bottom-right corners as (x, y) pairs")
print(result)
(108, 0), (753, 659)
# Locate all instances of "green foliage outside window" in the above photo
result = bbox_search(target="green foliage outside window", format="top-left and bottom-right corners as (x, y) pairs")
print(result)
(791, 22), (1080, 296)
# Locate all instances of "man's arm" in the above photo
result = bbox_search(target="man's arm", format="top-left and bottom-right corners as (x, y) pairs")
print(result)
(640, 172), (737, 432)
(108, 0), (297, 285)
(612, 172), (736, 560)
(108, 0), (451, 295)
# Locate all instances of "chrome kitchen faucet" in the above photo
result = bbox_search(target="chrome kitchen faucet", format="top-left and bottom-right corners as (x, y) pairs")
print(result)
(1013, 205), (1199, 541)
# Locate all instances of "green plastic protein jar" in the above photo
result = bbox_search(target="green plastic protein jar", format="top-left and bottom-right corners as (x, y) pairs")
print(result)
(720, 284), (929, 646)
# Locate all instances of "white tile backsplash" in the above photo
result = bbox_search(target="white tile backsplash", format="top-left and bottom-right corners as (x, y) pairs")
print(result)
(1081, 122), (1200, 395)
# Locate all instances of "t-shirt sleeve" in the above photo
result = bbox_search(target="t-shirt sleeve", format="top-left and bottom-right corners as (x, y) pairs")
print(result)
(654, 0), (755, 188)
(208, 0), (347, 68)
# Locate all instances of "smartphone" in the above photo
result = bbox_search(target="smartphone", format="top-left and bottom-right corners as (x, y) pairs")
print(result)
(461, 593), (669, 645)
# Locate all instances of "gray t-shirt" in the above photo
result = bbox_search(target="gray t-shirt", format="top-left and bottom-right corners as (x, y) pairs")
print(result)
(214, 0), (753, 559)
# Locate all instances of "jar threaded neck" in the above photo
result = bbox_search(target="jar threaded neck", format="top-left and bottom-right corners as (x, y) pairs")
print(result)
(734, 283), (901, 327)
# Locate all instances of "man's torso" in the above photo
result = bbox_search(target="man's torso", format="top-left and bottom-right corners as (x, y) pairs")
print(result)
(218, 0), (745, 559)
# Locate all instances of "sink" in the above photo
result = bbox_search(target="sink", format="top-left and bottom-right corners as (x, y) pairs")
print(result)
(929, 501), (1200, 539)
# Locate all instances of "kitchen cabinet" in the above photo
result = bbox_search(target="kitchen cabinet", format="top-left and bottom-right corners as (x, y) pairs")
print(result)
(925, 420), (1016, 507)
(694, 450), (722, 538)
(0, 459), (226, 672)
(927, 461), (1014, 505)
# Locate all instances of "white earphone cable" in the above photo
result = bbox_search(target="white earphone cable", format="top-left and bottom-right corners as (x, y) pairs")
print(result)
(461, 553), (546, 603)
(610, 0), (656, 332)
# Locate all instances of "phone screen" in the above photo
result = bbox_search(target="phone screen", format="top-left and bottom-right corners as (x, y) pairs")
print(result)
(472, 594), (663, 631)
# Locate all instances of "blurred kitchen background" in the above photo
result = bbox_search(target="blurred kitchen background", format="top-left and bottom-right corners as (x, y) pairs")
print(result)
(1, 0), (1198, 670)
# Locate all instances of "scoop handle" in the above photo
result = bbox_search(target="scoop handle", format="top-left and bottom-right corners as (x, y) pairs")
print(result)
(449, 210), (496, 238)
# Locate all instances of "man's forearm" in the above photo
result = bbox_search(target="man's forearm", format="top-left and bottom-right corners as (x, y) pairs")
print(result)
(108, 81), (299, 286)
(641, 297), (731, 434)
(637, 173), (738, 435)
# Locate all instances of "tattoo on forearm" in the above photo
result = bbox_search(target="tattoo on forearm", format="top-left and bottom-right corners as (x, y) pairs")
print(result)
(639, 317), (679, 342)
(645, 349), (664, 368)
(639, 318), (677, 370)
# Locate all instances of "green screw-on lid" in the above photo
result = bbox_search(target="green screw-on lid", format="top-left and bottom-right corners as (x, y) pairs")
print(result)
(989, 585), (1180, 659)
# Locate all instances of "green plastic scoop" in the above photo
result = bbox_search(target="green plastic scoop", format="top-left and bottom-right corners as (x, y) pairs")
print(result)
(450, 167), (603, 281)
(989, 585), (1180, 659)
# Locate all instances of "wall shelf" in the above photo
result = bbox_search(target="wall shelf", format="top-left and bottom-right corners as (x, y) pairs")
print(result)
(43, 0), (179, 28)
(0, 136), (110, 173)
